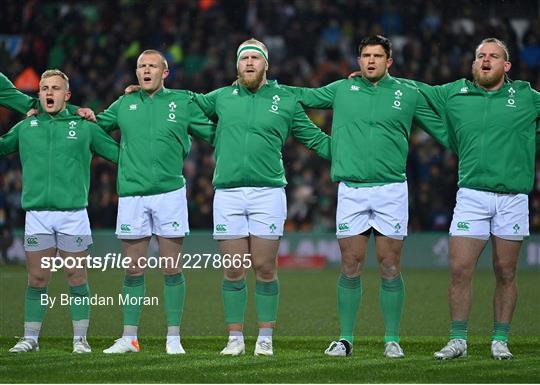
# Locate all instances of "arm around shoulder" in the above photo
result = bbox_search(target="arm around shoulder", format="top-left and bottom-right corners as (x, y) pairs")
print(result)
(89, 121), (119, 164)
(290, 102), (331, 160)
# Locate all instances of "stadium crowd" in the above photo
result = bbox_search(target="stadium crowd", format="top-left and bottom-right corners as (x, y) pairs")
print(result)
(0, 0), (539, 233)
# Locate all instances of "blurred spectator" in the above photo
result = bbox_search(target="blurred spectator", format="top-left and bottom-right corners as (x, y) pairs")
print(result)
(0, 0), (538, 232)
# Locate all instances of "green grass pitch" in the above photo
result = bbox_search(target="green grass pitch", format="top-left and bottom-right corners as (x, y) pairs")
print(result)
(1, 266), (539, 383)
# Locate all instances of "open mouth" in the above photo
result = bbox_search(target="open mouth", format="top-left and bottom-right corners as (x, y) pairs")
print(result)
(46, 98), (54, 108)
(481, 65), (491, 71)
(367, 66), (376, 71)
(143, 76), (152, 82)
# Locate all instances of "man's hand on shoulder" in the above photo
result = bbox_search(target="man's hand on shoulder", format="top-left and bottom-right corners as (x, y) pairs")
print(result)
(77, 107), (96, 122)
(26, 108), (38, 117)
(125, 85), (141, 94)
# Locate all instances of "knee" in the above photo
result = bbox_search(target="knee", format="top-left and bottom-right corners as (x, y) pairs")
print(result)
(341, 252), (364, 277)
(64, 269), (87, 286)
(162, 267), (181, 276)
(126, 265), (145, 276)
(494, 263), (516, 285)
(253, 263), (276, 281)
(450, 265), (474, 284)
(378, 256), (400, 279)
(123, 254), (147, 276)
(28, 273), (50, 287)
(224, 268), (246, 281)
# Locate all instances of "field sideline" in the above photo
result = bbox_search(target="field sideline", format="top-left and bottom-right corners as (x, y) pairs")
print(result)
(1, 266), (539, 382)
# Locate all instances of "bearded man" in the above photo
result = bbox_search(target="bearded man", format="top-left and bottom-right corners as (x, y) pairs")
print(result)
(195, 39), (331, 356)
(416, 38), (540, 360)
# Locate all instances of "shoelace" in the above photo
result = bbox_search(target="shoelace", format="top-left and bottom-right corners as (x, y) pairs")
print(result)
(443, 342), (462, 354)
(329, 342), (344, 351)
(14, 338), (34, 350)
(258, 340), (272, 350)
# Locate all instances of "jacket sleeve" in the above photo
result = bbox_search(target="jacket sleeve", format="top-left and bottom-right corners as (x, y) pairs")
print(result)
(413, 91), (450, 150)
(290, 102), (331, 160)
(89, 122), (120, 164)
(285, 80), (341, 109)
(533, 88), (540, 153)
(187, 96), (216, 145)
(0, 73), (37, 114)
(0, 122), (21, 157)
(194, 89), (219, 119)
(412, 80), (449, 116)
(96, 98), (122, 133)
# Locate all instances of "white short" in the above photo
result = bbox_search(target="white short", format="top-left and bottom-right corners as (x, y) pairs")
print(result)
(449, 187), (529, 240)
(24, 209), (92, 252)
(116, 187), (189, 239)
(336, 181), (408, 240)
(213, 187), (286, 240)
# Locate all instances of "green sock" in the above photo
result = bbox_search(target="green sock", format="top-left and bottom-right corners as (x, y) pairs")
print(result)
(122, 275), (145, 326)
(255, 280), (279, 322)
(337, 273), (362, 344)
(24, 286), (48, 322)
(492, 322), (510, 342)
(69, 283), (90, 321)
(450, 320), (468, 340)
(222, 279), (247, 324)
(164, 273), (185, 327)
(380, 274), (405, 343)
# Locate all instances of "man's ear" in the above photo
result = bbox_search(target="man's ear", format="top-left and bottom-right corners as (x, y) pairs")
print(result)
(504, 61), (512, 73)
(65, 90), (72, 102)
(386, 57), (393, 69)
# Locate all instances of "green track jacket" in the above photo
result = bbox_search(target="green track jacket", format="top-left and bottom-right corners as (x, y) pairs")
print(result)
(195, 80), (331, 189)
(287, 75), (447, 186)
(0, 109), (119, 210)
(97, 87), (216, 197)
(417, 79), (540, 194)
(0, 72), (37, 114)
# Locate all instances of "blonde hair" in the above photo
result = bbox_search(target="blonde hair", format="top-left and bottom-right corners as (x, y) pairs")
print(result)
(476, 38), (510, 61)
(138, 49), (169, 69)
(40, 69), (69, 90)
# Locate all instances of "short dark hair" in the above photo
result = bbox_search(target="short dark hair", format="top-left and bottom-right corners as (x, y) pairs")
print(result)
(358, 35), (392, 58)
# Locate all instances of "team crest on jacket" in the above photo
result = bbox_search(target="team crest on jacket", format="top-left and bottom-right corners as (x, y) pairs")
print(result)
(67, 120), (78, 139)
(392, 90), (402, 110)
(167, 101), (177, 122)
(506, 87), (516, 108)
(269, 95), (280, 114)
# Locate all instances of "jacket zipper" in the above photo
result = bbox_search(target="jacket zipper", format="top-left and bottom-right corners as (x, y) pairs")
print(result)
(479, 92), (489, 182)
(47, 120), (53, 207)
(245, 93), (256, 185)
(368, 85), (377, 180)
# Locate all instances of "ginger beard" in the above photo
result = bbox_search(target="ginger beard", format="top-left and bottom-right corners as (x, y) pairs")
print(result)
(472, 62), (506, 89)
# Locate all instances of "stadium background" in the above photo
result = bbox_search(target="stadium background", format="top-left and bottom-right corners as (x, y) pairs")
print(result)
(0, 1), (539, 382)
(0, 0), (539, 237)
